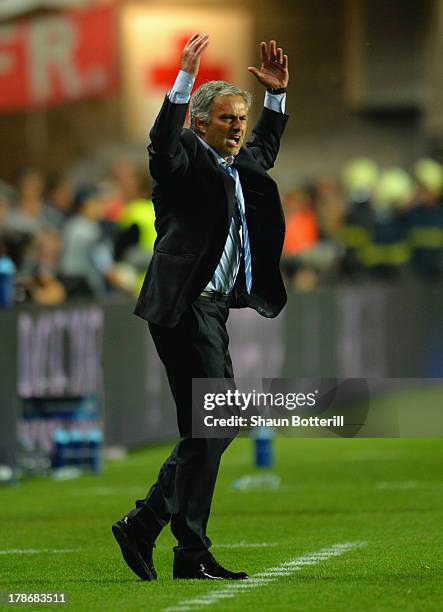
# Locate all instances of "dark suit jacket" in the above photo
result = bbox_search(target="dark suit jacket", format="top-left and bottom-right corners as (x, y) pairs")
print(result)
(134, 96), (289, 328)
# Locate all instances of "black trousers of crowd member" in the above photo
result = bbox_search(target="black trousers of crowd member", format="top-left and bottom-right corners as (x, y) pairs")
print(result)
(126, 296), (235, 555)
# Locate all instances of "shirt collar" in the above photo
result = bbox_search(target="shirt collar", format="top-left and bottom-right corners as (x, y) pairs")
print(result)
(196, 135), (235, 167)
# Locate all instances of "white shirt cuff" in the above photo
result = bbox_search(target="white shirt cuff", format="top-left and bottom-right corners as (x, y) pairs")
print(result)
(168, 70), (195, 104)
(264, 91), (286, 114)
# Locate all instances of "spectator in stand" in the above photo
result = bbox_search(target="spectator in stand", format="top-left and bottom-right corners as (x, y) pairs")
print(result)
(338, 158), (378, 279)
(0, 193), (19, 270)
(283, 187), (319, 254)
(115, 197), (156, 293)
(315, 176), (345, 241)
(3, 169), (53, 291)
(104, 159), (142, 222)
(112, 171), (157, 292)
(5, 167), (49, 237)
(59, 185), (136, 297)
(358, 168), (413, 280)
(42, 173), (74, 231)
(406, 159), (443, 281)
(0, 193), (8, 232)
(281, 187), (320, 290)
(25, 227), (66, 305)
(98, 160), (157, 292)
(1, 185), (66, 305)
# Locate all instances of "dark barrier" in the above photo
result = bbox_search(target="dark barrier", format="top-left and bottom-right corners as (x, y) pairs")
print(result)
(0, 309), (18, 467)
(0, 298), (178, 467)
(1, 284), (442, 466)
(227, 284), (443, 379)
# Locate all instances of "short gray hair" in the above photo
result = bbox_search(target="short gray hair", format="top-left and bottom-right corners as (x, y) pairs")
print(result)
(190, 81), (252, 133)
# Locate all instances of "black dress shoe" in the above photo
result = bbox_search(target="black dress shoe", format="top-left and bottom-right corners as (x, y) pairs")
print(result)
(173, 550), (248, 580)
(112, 517), (157, 581)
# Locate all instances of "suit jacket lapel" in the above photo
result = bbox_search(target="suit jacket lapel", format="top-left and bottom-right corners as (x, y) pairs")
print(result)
(200, 140), (237, 219)
(184, 128), (239, 219)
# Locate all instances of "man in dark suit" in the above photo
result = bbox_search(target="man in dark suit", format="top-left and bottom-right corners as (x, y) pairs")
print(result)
(113, 33), (289, 581)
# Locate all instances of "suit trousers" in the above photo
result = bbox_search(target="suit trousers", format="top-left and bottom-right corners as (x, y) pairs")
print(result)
(127, 296), (235, 554)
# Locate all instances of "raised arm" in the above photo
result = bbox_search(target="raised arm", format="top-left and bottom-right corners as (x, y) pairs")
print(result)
(248, 39), (289, 92)
(246, 40), (289, 170)
(149, 33), (209, 178)
(181, 32), (209, 77)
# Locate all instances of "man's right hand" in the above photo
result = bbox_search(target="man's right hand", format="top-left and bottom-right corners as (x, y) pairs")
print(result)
(181, 33), (209, 77)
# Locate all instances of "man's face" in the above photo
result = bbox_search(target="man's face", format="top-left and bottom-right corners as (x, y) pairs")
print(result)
(197, 95), (248, 159)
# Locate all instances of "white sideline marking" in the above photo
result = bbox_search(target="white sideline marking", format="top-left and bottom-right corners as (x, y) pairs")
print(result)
(255, 571), (289, 576)
(0, 549), (78, 555)
(376, 481), (418, 490)
(71, 486), (142, 496)
(158, 542), (277, 550)
(211, 542), (277, 549)
(164, 541), (366, 611)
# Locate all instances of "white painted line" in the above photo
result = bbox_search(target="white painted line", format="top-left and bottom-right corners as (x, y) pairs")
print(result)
(176, 600), (216, 606)
(225, 581), (272, 589)
(376, 481), (418, 490)
(308, 552), (343, 557)
(255, 571), (290, 576)
(205, 591), (235, 595)
(72, 486), (142, 496)
(157, 542), (278, 550)
(213, 542), (277, 549)
(285, 560), (318, 565)
(164, 541), (367, 612)
(0, 549), (78, 555)
(225, 580), (273, 591)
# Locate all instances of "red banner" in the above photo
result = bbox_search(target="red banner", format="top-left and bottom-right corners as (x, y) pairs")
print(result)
(0, 5), (117, 112)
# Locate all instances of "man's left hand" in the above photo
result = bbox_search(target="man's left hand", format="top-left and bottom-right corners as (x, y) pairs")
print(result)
(248, 40), (289, 90)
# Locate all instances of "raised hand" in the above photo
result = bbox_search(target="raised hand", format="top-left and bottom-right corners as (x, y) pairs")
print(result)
(248, 40), (289, 90)
(181, 33), (209, 77)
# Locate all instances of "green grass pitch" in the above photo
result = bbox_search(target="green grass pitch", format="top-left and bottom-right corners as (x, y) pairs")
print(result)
(1, 437), (442, 611)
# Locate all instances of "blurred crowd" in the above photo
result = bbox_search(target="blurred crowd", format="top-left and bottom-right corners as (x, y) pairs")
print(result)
(281, 158), (443, 291)
(0, 156), (442, 305)
(0, 161), (156, 305)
